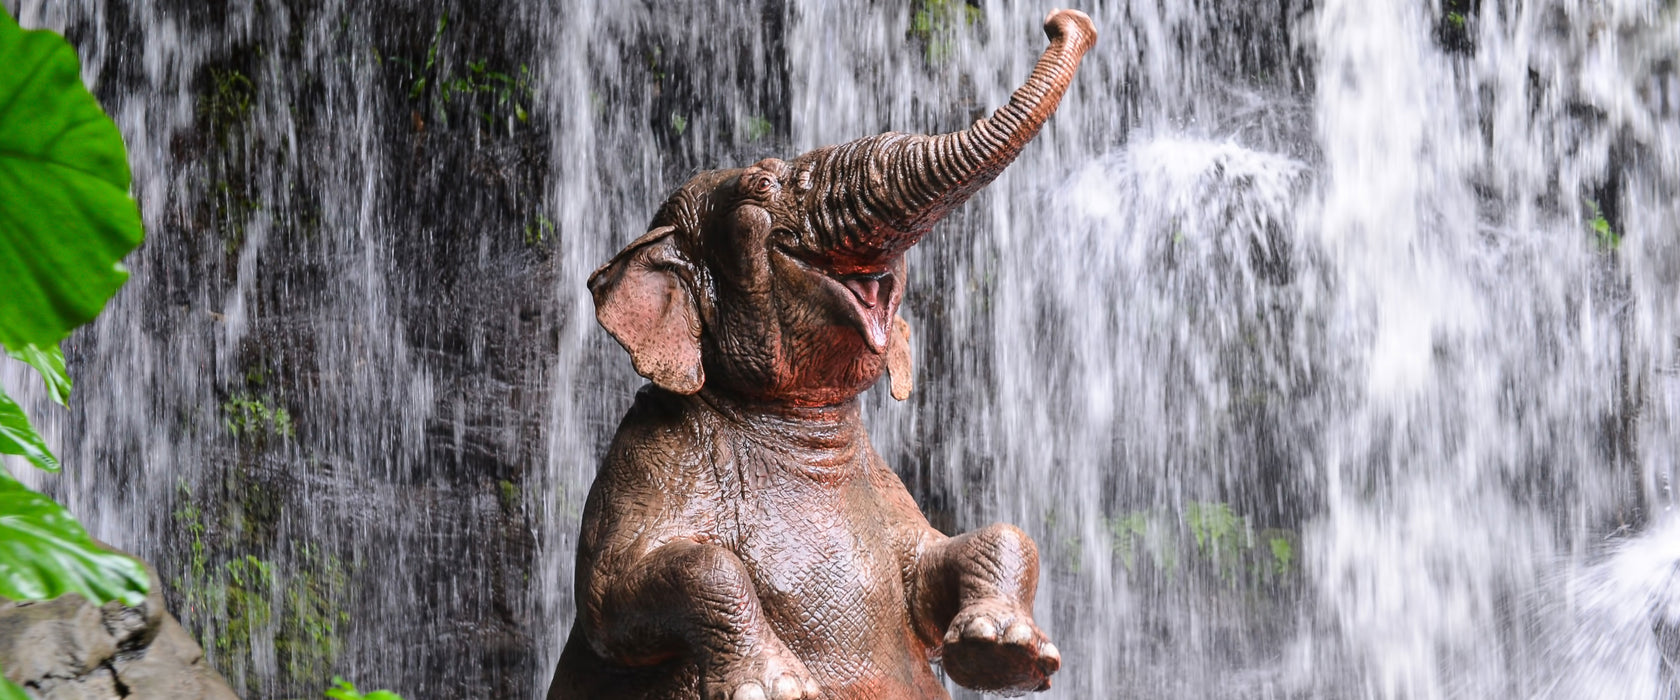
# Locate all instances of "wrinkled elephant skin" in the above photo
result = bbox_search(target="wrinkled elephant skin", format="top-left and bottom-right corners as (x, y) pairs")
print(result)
(550, 10), (1096, 700)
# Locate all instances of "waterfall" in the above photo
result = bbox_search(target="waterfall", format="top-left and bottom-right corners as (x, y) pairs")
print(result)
(4, 0), (1676, 698)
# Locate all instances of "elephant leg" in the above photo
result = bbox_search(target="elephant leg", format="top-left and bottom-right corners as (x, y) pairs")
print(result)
(577, 539), (822, 700)
(913, 524), (1062, 694)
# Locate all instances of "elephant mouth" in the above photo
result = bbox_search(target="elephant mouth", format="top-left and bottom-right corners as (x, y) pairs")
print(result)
(776, 245), (897, 354)
(829, 269), (896, 354)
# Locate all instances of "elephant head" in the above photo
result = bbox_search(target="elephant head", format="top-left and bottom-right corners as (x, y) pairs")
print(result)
(591, 9), (1096, 408)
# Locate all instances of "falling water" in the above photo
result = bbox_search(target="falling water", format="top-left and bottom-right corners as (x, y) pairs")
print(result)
(4, 1), (1677, 698)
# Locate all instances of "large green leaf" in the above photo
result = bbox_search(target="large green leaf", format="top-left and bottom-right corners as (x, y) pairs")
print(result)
(326, 677), (406, 700)
(0, 676), (27, 700)
(3, 342), (70, 406)
(0, 9), (144, 350)
(0, 470), (147, 606)
(0, 387), (57, 473)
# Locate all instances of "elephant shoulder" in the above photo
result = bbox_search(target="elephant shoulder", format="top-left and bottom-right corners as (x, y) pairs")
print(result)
(601, 384), (717, 486)
(578, 387), (724, 564)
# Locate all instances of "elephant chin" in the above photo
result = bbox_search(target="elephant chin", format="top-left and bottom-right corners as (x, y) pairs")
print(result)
(775, 245), (897, 354)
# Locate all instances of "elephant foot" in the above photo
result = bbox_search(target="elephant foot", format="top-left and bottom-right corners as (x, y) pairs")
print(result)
(939, 600), (1061, 696)
(704, 633), (822, 700)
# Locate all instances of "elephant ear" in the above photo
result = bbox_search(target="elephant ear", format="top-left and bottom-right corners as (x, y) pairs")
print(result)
(887, 315), (913, 401)
(589, 226), (705, 394)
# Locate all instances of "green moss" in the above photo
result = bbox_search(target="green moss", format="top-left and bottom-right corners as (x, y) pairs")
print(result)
(523, 213), (555, 247)
(200, 67), (255, 142)
(1106, 512), (1149, 571)
(908, 0), (983, 64)
(497, 479), (521, 515)
(173, 484), (351, 695)
(1107, 503), (1299, 589)
(1437, 0), (1478, 53)
(744, 115), (773, 142)
(1585, 197), (1621, 251)
(172, 485), (213, 622)
(223, 393), (294, 440)
(1186, 501), (1248, 583)
(218, 555), (276, 664)
(199, 548), (350, 694)
(1266, 532), (1294, 573)
(277, 546), (351, 684)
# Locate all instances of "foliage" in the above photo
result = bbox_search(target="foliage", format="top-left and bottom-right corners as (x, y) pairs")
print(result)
(277, 546), (352, 683)
(0, 391), (57, 473)
(174, 492), (211, 605)
(1268, 535), (1294, 572)
(1106, 502), (1298, 589)
(1436, 0), (1476, 53)
(0, 11), (150, 695)
(199, 66), (256, 140)
(174, 486), (352, 695)
(908, 0), (983, 64)
(0, 6), (150, 613)
(498, 478), (521, 514)
(0, 11), (145, 352)
(223, 393), (295, 440)
(0, 474), (149, 605)
(1585, 197), (1620, 251)
(208, 549), (350, 693)
(744, 115), (773, 142)
(4, 344), (70, 406)
(218, 555), (276, 665)
(523, 213), (555, 247)
(388, 14), (534, 133)
(325, 677), (405, 700)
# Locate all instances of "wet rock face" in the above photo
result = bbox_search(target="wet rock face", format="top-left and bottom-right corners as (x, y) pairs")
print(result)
(0, 567), (239, 700)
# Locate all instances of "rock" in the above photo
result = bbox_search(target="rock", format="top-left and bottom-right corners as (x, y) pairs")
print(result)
(0, 553), (239, 700)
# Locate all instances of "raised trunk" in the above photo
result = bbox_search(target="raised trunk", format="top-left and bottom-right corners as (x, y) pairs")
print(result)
(801, 10), (1097, 260)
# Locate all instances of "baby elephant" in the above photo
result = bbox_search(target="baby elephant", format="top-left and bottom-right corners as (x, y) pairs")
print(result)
(549, 10), (1096, 700)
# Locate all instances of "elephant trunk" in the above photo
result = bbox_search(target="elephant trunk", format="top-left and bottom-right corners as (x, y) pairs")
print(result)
(801, 10), (1097, 260)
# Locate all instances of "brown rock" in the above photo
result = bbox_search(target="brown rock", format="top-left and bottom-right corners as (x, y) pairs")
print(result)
(0, 555), (239, 700)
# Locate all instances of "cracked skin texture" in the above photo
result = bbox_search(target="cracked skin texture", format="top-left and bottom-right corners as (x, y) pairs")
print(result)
(549, 10), (1095, 700)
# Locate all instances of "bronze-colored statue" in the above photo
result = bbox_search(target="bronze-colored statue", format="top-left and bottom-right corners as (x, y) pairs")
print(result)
(549, 10), (1096, 700)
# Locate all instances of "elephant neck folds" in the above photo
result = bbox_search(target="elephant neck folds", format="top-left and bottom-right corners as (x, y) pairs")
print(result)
(693, 389), (869, 482)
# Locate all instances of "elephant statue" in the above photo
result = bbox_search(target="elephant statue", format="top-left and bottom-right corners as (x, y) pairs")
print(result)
(549, 10), (1096, 700)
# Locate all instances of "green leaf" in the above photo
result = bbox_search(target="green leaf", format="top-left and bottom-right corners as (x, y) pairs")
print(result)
(0, 10), (145, 351)
(0, 387), (58, 473)
(3, 342), (70, 405)
(326, 677), (405, 700)
(0, 676), (28, 700)
(0, 470), (148, 605)
(0, 674), (27, 698)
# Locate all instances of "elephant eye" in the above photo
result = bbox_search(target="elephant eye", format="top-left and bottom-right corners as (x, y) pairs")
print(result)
(753, 176), (774, 194)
